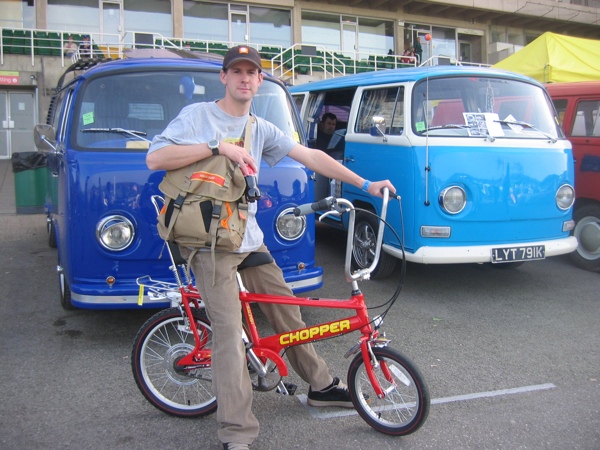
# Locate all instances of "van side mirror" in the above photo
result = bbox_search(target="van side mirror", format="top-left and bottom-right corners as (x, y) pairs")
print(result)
(370, 116), (388, 142)
(34, 124), (57, 153)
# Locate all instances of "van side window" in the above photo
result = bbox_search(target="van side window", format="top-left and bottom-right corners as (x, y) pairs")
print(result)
(572, 100), (600, 137)
(355, 87), (404, 135)
(552, 99), (568, 124)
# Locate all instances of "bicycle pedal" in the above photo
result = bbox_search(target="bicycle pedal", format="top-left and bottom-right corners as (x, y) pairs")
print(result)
(276, 382), (297, 396)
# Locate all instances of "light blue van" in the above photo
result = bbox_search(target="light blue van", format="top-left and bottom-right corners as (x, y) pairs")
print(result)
(290, 66), (577, 278)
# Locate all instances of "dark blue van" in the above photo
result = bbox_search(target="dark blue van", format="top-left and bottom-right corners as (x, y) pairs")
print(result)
(34, 52), (322, 310)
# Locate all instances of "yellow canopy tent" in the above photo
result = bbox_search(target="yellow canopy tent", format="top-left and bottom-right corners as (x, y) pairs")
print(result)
(493, 32), (600, 83)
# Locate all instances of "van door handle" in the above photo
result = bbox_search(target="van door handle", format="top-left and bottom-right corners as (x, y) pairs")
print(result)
(344, 156), (354, 163)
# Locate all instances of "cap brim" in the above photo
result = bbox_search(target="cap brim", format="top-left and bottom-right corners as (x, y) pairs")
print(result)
(223, 56), (262, 70)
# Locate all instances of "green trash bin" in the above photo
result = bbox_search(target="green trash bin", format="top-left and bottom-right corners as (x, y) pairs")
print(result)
(11, 152), (48, 214)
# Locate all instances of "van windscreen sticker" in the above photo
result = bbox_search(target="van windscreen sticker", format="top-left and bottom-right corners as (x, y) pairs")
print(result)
(83, 111), (94, 126)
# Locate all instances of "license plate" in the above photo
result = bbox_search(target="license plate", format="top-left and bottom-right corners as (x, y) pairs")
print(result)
(491, 245), (545, 263)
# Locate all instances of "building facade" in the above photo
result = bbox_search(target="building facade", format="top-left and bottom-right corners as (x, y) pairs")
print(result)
(1, 0), (599, 158)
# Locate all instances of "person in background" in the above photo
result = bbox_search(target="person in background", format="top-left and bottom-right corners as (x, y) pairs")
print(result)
(414, 36), (423, 64)
(63, 35), (78, 58)
(78, 35), (92, 58)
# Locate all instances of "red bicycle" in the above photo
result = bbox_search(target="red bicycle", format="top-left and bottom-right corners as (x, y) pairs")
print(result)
(131, 189), (430, 436)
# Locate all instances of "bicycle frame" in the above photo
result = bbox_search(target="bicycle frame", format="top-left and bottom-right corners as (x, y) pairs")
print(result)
(170, 192), (393, 398)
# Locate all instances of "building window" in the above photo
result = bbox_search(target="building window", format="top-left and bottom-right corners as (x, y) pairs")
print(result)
(357, 17), (394, 56)
(301, 11), (394, 57)
(124, 0), (172, 38)
(183, 2), (291, 48)
(249, 6), (291, 48)
(47, 0), (99, 32)
(301, 12), (341, 51)
(183, 1), (228, 42)
(0, 0), (35, 29)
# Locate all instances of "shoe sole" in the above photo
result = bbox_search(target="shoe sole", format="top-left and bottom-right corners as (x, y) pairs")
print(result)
(306, 399), (355, 408)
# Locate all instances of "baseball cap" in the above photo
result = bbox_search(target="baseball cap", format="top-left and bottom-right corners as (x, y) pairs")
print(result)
(222, 45), (262, 71)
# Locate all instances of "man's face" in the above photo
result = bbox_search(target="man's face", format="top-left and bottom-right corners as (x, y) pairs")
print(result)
(320, 117), (337, 135)
(221, 61), (263, 102)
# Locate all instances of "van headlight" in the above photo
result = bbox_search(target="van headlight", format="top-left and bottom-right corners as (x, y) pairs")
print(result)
(556, 184), (575, 210)
(96, 215), (135, 250)
(276, 207), (306, 241)
(439, 186), (466, 214)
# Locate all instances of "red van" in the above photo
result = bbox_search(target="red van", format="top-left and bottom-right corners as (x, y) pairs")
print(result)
(547, 82), (600, 272)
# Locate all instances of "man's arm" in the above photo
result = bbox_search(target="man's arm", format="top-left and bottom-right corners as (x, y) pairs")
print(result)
(147, 141), (258, 173)
(288, 144), (394, 198)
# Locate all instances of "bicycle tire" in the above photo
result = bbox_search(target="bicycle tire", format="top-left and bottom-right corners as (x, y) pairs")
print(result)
(131, 307), (217, 417)
(347, 346), (430, 436)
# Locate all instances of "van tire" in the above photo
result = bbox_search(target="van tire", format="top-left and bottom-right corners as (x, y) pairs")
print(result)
(570, 203), (600, 272)
(59, 266), (75, 310)
(47, 217), (57, 248)
(352, 211), (397, 279)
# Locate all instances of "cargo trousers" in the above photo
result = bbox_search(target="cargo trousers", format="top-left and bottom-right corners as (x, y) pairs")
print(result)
(180, 244), (333, 445)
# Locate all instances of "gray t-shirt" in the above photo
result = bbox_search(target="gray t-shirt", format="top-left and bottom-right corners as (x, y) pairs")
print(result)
(149, 101), (298, 253)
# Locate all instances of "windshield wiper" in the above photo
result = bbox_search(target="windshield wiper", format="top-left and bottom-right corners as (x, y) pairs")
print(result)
(81, 127), (151, 142)
(494, 119), (557, 143)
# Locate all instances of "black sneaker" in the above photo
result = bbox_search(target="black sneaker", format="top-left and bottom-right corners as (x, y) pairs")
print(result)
(307, 377), (354, 408)
(223, 444), (249, 450)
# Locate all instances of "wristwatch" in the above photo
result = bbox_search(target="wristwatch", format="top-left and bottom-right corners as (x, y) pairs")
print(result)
(208, 139), (220, 156)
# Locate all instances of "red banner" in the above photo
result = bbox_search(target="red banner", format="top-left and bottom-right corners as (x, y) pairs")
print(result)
(0, 73), (19, 85)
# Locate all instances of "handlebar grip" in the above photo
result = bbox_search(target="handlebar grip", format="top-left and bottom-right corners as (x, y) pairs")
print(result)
(293, 197), (335, 216)
(380, 187), (401, 201)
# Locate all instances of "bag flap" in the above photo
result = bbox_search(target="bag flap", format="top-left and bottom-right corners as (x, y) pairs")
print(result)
(160, 155), (246, 201)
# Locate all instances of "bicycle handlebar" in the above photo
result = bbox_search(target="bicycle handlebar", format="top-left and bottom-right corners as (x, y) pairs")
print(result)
(295, 188), (396, 283)
(293, 196), (336, 216)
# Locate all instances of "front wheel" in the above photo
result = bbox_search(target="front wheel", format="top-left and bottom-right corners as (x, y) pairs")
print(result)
(347, 346), (430, 436)
(131, 307), (217, 417)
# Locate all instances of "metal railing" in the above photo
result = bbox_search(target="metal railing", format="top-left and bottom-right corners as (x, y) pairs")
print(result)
(2, 26), (485, 80)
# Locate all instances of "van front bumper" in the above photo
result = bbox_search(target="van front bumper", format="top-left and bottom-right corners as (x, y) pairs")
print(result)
(384, 236), (578, 264)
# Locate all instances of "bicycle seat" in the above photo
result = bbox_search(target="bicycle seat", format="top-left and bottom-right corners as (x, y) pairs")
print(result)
(238, 252), (274, 270)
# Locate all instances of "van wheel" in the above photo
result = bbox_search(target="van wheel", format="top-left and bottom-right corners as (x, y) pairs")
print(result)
(47, 217), (57, 248)
(352, 211), (397, 279)
(59, 267), (75, 310)
(570, 203), (600, 272)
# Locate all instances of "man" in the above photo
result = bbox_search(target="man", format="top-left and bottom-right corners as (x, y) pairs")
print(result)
(414, 36), (423, 64)
(147, 45), (395, 450)
(315, 112), (337, 151)
(78, 35), (91, 58)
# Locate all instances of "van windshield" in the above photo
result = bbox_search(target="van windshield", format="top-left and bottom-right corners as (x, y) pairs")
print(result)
(412, 76), (561, 140)
(73, 70), (300, 151)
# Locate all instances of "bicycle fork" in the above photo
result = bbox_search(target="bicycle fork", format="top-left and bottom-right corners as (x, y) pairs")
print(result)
(349, 336), (395, 399)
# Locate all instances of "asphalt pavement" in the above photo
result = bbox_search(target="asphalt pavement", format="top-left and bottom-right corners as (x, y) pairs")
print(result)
(0, 158), (599, 450)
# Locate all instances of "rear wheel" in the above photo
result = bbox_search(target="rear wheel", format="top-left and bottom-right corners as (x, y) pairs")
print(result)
(131, 307), (216, 417)
(570, 203), (600, 272)
(347, 346), (429, 436)
(352, 211), (397, 279)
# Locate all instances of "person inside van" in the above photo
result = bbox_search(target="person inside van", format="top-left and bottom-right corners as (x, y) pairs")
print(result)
(315, 112), (345, 159)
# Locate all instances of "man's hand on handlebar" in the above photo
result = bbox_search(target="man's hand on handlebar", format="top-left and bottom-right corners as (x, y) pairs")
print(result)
(366, 180), (398, 199)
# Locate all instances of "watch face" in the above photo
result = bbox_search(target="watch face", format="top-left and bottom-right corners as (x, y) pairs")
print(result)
(208, 139), (219, 150)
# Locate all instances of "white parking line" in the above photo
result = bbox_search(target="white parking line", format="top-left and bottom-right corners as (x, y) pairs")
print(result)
(297, 383), (556, 419)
